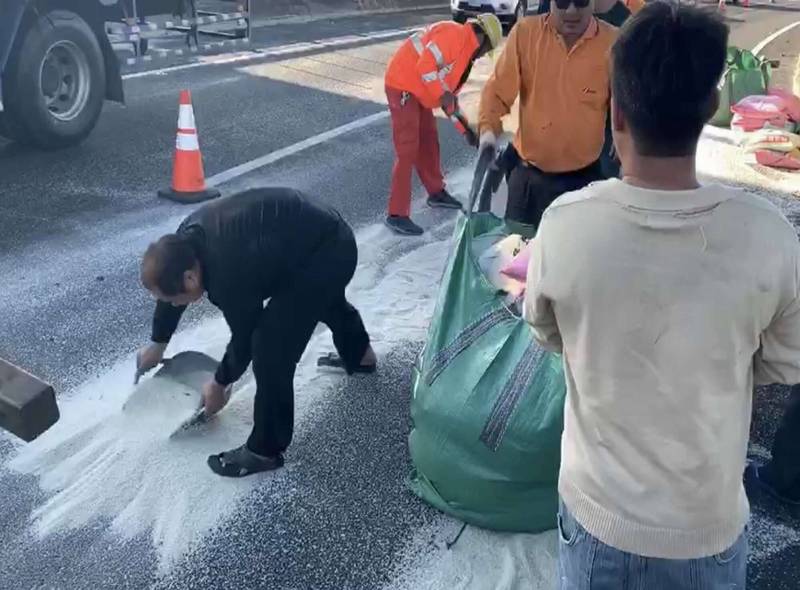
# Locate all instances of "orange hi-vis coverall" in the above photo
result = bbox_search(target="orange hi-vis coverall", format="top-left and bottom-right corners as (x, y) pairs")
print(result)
(384, 21), (479, 217)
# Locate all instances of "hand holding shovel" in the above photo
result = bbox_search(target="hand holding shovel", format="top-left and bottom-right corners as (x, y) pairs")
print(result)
(134, 342), (168, 384)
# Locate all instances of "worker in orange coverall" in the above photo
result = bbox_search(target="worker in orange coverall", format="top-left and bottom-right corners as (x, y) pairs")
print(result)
(383, 14), (503, 236)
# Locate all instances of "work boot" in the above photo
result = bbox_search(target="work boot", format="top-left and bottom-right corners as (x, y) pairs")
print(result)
(385, 215), (424, 236)
(427, 190), (463, 210)
(744, 462), (800, 506)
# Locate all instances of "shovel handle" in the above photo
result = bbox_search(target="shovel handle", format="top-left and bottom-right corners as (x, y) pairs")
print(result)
(133, 356), (172, 385)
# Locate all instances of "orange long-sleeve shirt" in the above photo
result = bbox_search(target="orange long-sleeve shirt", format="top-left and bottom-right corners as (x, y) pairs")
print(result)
(385, 22), (479, 110)
(479, 16), (617, 173)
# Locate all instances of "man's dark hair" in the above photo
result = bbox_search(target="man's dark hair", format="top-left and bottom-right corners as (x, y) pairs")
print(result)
(141, 233), (198, 296)
(612, 1), (729, 157)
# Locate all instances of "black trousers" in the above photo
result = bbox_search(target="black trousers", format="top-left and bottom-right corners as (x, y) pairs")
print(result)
(505, 160), (604, 228)
(246, 223), (370, 457)
(762, 384), (800, 496)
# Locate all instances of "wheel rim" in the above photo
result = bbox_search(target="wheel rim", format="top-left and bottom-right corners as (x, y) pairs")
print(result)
(39, 41), (90, 122)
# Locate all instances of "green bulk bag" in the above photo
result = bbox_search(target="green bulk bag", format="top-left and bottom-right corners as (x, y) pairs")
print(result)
(711, 46), (772, 127)
(407, 150), (566, 533)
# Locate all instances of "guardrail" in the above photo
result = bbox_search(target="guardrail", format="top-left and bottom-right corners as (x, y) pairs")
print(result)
(107, 0), (252, 70)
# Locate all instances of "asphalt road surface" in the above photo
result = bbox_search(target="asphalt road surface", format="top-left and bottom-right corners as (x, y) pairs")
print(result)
(1, 5), (799, 590)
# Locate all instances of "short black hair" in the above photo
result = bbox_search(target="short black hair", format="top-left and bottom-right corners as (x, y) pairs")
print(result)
(141, 233), (198, 296)
(612, 1), (729, 157)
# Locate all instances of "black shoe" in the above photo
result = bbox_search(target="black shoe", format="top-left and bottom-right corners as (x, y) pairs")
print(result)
(427, 190), (463, 210)
(744, 462), (800, 506)
(317, 352), (377, 374)
(385, 215), (424, 236)
(207, 445), (285, 478)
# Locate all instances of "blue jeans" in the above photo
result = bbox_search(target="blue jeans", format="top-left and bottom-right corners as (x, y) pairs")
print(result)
(557, 501), (748, 589)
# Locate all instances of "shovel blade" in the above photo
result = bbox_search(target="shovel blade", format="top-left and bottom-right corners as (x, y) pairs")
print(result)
(124, 351), (222, 437)
(168, 406), (208, 439)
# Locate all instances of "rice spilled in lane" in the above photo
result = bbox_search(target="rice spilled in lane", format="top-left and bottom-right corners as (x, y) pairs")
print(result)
(382, 130), (800, 590)
(384, 517), (557, 590)
(6, 168), (475, 575)
(7, 126), (800, 588)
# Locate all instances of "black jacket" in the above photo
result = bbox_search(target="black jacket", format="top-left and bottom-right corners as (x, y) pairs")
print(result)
(151, 188), (346, 385)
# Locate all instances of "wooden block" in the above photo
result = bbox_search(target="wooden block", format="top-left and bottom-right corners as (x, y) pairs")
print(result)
(0, 358), (59, 442)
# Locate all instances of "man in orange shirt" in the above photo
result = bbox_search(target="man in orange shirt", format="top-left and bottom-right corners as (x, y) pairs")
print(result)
(479, 1), (617, 228)
(384, 15), (502, 236)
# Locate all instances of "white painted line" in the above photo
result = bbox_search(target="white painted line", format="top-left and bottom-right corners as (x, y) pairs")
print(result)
(206, 111), (389, 187)
(122, 26), (416, 80)
(752, 19), (800, 55)
(250, 4), (442, 28)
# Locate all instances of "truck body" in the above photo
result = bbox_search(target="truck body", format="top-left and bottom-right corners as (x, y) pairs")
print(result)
(0, 0), (245, 149)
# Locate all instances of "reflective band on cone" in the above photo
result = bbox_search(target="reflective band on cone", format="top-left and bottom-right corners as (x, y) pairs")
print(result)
(158, 89), (220, 204)
(176, 132), (200, 151)
(178, 104), (197, 131)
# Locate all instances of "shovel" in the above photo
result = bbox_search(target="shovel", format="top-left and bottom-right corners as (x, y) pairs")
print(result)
(169, 383), (233, 439)
(127, 351), (227, 438)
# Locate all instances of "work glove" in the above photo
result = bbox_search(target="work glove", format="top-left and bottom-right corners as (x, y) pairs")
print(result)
(440, 91), (458, 117)
(479, 130), (497, 153)
(135, 342), (167, 384)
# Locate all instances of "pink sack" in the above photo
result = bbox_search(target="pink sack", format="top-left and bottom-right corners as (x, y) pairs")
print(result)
(731, 113), (791, 132)
(732, 95), (786, 118)
(769, 88), (800, 122)
(501, 244), (532, 281)
(755, 149), (800, 170)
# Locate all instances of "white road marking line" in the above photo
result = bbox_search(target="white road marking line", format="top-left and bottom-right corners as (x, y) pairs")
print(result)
(752, 19), (800, 55)
(205, 111), (389, 187)
(121, 27), (416, 80)
(251, 4), (443, 28)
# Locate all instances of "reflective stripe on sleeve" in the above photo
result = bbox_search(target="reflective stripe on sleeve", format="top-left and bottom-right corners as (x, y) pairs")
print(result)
(410, 33), (425, 54)
(426, 41), (445, 68)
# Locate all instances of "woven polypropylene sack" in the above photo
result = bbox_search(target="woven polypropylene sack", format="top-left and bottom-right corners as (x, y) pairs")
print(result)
(407, 210), (566, 533)
(712, 47), (772, 127)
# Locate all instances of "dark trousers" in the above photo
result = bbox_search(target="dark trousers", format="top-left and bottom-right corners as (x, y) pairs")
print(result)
(762, 384), (800, 496)
(246, 223), (370, 457)
(599, 119), (622, 180)
(505, 160), (604, 228)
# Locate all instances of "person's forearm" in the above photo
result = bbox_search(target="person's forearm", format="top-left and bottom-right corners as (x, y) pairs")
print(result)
(151, 301), (186, 343)
(214, 341), (252, 386)
(214, 304), (262, 385)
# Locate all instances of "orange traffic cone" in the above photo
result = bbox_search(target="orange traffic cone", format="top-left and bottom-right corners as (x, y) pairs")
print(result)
(158, 90), (220, 203)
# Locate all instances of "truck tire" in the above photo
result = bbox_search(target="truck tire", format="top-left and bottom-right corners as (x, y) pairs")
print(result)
(2, 10), (105, 150)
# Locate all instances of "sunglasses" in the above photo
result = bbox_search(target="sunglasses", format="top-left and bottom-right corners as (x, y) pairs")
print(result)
(554, 0), (591, 9)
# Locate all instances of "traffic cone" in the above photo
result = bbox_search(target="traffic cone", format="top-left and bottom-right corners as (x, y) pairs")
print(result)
(158, 90), (220, 203)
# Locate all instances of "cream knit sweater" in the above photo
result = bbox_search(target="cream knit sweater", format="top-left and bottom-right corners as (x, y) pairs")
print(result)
(524, 178), (800, 559)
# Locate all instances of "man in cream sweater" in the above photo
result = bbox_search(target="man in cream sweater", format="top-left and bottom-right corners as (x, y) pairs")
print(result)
(524, 3), (800, 587)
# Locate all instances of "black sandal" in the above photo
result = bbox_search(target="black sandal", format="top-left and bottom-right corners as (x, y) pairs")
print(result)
(317, 352), (377, 374)
(207, 445), (284, 478)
